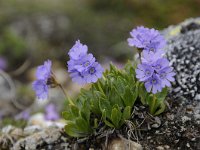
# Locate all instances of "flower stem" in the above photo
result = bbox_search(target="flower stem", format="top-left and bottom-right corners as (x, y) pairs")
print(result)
(58, 83), (67, 98)
(150, 96), (156, 114)
(51, 71), (74, 105)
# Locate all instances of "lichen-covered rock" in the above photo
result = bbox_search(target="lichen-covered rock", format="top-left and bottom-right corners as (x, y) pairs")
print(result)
(164, 18), (200, 101)
(12, 127), (63, 150)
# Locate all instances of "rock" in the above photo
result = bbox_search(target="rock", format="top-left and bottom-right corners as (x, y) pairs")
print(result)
(164, 18), (200, 101)
(24, 125), (42, 136)
(164, 145), (170, 149)
(166, 113), (174, 121)
(27, 113), (65, 128)
(10, 128), (24, 139)
(156, 146), (164, 150)
(107, 137), (143, 150)
(152, 117), (161, 128)
(186, 143), (190, 148)
(27, 113), (46, 127)
(0, 126), (23, 149)
(12, 127), (62, 150)
(2, 125), (15, 134)
(181, 116), (191, 123)
(194, 114), (200, 120)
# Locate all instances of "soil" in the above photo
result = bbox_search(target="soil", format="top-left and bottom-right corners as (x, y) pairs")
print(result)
(61, 98), (199, 150)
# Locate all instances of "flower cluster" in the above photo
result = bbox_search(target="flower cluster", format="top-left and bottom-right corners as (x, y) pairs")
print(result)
(67, 40), (104, 85)
(128, 26), (166, 54)
(32, 60), (52, 99)
(128, 26), (175, 94)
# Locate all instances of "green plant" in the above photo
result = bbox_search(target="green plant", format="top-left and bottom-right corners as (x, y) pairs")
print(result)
(30, 27), (174, 138)
(62, 61), (168, 137)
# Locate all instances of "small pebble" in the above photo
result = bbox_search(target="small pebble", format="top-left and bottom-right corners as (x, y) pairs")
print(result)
(181, 116), (191, 123)
(156, 146), (164, 150)
(164, 145), (170, 149)
(186, 143), (190, 147)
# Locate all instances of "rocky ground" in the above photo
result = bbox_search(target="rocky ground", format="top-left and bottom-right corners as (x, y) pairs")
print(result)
(0, 18), (200, 150)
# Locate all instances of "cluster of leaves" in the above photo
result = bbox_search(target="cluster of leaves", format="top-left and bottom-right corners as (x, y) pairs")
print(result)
(63, 61), (168, 137)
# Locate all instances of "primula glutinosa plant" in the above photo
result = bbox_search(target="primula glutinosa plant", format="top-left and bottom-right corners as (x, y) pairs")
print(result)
(32, 26), (175, 137)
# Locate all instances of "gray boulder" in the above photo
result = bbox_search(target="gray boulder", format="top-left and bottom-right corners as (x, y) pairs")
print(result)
(164, 18), (200, 101)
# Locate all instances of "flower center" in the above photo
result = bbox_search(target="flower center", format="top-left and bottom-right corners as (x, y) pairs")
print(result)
(89, 67), (96, 75)
(83, 61), (90, 67)
(155, 65), (161, 70)
(145, 70), (151, 76)
(150, 47), (155, 52)
(152, 79), (157, 84)
(160, 72), (166, 79)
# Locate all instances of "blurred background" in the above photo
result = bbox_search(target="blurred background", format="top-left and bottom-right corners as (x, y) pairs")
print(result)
(0, 0), (200, 127)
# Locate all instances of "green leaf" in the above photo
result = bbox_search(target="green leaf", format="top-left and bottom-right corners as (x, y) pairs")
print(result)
(151, 88), (168, 115)
(104, 120), (115, 128)
(155, 87), (168, 102)
(102, 109), (115, 128)
(110, 63), (118, 73)
(99, 98), (112, 118)
(80, 100), (91, 122)
(64, 122), (82, 137)
(123, 84), (138, 107)
(138, 83), (148, 104)
(75, 117), (91, 133)
(123, 86), (132, 106)
(154, 101), (166, 115)
(147, 95), (156, 114)
(92, 90), (105, 113)
(62, 111), (74, 120)
(65, 122), (89, 137)
(122, 106), (131, 120)
(111, 107), (122, 128)
(70, 104), (79, 117)
(110, 86), (124, 107)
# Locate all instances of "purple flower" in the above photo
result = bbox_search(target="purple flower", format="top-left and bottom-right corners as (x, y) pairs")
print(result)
(136, 64), (154, 81)
(32, 60), (53, 100)
(158, 67), (175, 88)
(152, 58), (169, 71)
(68, 40), (104, 85)
(68, 53), (95, 72)
(32, 80), (48, 99)
(128, 26), (149, 48)
(0, 57), (7, 70)
(45, 103), (59, 121)
(69, 71), (86, 85)
(130, 26), (175, 94)
(82, 62), (104, 83)
(70, 62), (104, 85)
(36, 60), (52, 80)
(128, 26), (166, 53)
(141, 51), (163, 64)
(145, 74), (162, 94)
(68, 40), (88, 60)
(136, 58), (175, 93)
